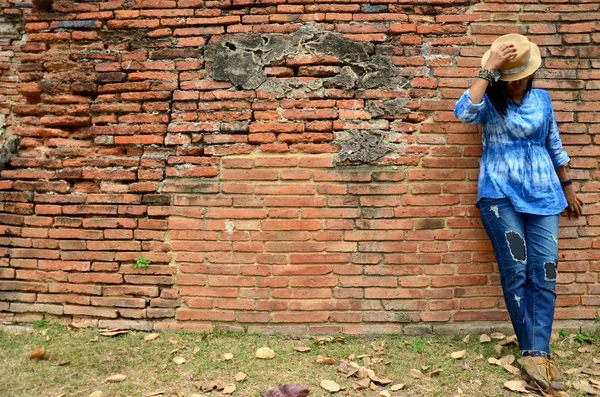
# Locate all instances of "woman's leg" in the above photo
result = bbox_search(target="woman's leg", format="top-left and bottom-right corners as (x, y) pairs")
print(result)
(523, 213), (560, 355)
(479, 198), (528, 346)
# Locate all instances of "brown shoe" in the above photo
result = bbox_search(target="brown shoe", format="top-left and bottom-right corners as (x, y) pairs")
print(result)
(547, 356), (565, 390)
(518, 356), (551, 391)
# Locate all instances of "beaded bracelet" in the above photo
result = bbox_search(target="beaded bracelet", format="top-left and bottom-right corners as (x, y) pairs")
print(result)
(477, 68), (498, 85)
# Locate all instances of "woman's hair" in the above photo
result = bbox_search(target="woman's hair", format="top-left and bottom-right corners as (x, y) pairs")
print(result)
(486, 76), (534, 117)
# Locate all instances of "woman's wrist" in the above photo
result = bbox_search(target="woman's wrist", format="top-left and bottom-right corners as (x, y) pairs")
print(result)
(561, 179), (573, 188)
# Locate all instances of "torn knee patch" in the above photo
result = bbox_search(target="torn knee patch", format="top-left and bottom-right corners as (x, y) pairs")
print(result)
(544, 262), (558, 281)
(505, 231), (526, 262)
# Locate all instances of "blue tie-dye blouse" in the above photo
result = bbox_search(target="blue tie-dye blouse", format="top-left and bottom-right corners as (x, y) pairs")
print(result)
(454, 88), (569, 215)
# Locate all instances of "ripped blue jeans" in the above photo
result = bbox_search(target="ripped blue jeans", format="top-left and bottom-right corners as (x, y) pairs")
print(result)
(479, 198), (559, 357)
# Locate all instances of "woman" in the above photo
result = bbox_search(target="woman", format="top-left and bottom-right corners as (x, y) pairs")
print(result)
(454, 34), (583, 395)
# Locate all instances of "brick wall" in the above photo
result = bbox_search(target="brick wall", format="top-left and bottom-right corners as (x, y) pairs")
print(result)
(0, 0), (598, 335)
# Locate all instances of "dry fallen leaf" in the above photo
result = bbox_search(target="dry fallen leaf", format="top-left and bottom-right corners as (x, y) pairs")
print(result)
(498, 354), (515, 366)
(582, 368), (600, 376)
(390, 384), (405, 391)
(260, 384), (310, 397)
(490, 332), (506, 340)
(593, 358), (600, 364)
(89, 391), (105, 397)
(488, 357), (501, 366)
(294, 346), (311, 352)
(100, 328), (129, 337)
(316, 354), (337, 365)
(106, 374), (127, 382)
(173, 357), (186, 365)
(320, 379), (341, 393)
(554, 350), (573, 358)
(222, 353), (234, 361)
(256, 347), (276, 359)
(144, 333), (160, 342)
(235, 372), (247, 382)
(572, 380), (600, 395)
(479, 334), (492, 343)
(494, 344), (503, 355)
(504, 364), (521, 375)
(459, 362), (472, 371)
(408, 369), (423, 378)
(223, 383), (236, 395)
(503, 380), (528, 393)
(144, 392), (166, 397)
(353, 378), (370, 390)
(193, 346), (201, 354)
(578, 345), (593, 354)
(451, 350), (466, 359)
(462, 334), (470, 343)
(201, 380), (226, 392)
(430, 369), (443, 377)
(29, 346), (47, 360)
(379, 391), (391, 397)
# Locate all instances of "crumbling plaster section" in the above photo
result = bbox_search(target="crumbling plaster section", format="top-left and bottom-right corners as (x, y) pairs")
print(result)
(0, 15), (25, 170)
(207, 27), (412, 164)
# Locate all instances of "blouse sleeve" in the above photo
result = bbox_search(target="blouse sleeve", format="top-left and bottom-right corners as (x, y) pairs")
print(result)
(453, 90), (490, 125)
(544, 93), (570, 168)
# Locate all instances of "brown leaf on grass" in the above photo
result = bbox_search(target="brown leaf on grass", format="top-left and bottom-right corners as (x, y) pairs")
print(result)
(554, 351), (573, 358)
(494, 344), (503, 355)
(337, 361), (350, 374)
(430, 369), (443, 377)
(313, 336), (346, 345)
(353, 378), (371, 390)
(490, 332), (506, 340)
(459, 362), (472, 371)
(261, 385), (310, 397)
(408, 369), (423, 378)
(193, 346), (201, 354)
(173, 357), (185, 365)
(572, 380), (600, 395)
(89, 391), (105, 397)
(579, 345), (593, 354)
(589, 379), (600, 387)
(294, 346), (311, 352)
(504, 364), (521, 375)
(68, 320), (93, 329)
(356, 367), (368, 379)
(565, 367), (582, 375)
(582, 369), (600, 376)
(100, 328), (129, 337)
(235, 372), (247, 382)
(106, 374), (127, 382)
(29, 346), (47, 360)
(503, 380), (528, 393)
(316, 354), (337, 365)
(498, 354), (515, 366)
(320, 379), (341, 393)
(144, 333), (160, 342)
(222, 353), (234, 361)
(479, 334), (492, 343)
(223, 383), (236, 395)
(488, 357), (501, 366)
(451, 350), (466, 359)
(593, 358), (600, 364)
(256, 347), (276, 359)
(379, 390), (391, 397)
(144, 392), (166, 397)
(390, 384), (405, 391)
(201, 380), (226, 392)
(499, 335), (518, 346)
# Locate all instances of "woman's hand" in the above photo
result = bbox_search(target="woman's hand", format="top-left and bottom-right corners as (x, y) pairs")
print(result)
(563, 184), (584, 218)
(484, 43), (518, 72)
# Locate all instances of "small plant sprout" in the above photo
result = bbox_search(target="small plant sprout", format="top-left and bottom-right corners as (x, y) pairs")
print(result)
(133, 256), (151, 269)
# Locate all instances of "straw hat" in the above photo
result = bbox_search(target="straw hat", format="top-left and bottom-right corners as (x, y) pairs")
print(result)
(481, 34), (541, 82)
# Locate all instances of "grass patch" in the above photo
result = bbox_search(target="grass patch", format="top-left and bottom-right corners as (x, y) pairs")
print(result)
(0, 323), (598, 397)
